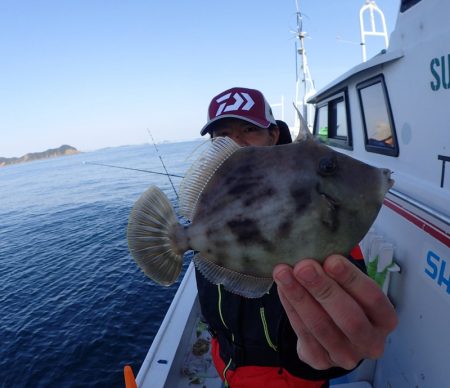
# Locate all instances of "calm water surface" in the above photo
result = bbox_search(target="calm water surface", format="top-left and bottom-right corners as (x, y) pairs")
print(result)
(0, 141), (202, 387)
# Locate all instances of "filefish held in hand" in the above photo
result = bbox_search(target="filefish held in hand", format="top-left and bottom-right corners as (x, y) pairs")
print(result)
(127, 128), (393, 298)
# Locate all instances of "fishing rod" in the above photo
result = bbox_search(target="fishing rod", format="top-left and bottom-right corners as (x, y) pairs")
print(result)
(82, 161), (184, 178)
(147, 129), (179, 200)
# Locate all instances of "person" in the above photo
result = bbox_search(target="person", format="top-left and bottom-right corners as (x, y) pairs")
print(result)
(196, 87), (398, 388)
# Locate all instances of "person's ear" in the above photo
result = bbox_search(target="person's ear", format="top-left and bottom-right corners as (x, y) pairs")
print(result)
(269, 126), (280, 145)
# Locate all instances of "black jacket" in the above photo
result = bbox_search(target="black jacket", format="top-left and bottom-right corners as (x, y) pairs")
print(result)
(195, 266), (358, 381)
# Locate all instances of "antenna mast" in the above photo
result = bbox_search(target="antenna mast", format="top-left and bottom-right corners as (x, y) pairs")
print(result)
(294, 0), (315, 133)
(359, 0), (389, 62)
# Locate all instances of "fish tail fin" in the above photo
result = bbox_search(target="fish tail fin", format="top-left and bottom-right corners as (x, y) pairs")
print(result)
(127, 186), (184, 285)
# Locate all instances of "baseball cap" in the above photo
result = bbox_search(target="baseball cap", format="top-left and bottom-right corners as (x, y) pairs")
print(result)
(200, 87), (277, 136)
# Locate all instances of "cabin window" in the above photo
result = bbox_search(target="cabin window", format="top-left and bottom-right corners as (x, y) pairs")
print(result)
(331, 98), (348, 137)
(313, 91), (352, 150)
(357, 75), (399, 157)
(316, 105), (328, 140)
(400, 0), (422, 12)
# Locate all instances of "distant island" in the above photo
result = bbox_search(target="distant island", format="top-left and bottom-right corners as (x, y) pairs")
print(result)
(0, 145), (80, 167)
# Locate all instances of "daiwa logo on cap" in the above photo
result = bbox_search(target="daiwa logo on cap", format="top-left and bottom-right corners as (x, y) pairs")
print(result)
(215, 92), (255, 116)
(200, 87), (277, 136)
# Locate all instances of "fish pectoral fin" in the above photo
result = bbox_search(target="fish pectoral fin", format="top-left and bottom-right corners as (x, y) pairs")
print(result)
(319, 194), (338, 231)
(193, 254), (273, 299)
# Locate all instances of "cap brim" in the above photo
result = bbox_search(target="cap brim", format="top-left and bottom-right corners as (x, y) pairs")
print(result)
(200, 114), (272, 136)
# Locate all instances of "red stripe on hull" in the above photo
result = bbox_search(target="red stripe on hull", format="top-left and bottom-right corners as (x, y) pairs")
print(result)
(383, 198), (450, 248)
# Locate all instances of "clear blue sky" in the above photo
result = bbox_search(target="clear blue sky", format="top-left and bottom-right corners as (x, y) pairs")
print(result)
(0, 0), (399, 158)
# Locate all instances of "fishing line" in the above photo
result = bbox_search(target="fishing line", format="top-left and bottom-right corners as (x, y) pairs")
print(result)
(147, 129), (179, 200)
(82, 161), (184, 178)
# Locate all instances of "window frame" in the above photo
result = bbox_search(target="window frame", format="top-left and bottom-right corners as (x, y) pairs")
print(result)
(356, 74), (399, 157)
(312, 89), (353, 150)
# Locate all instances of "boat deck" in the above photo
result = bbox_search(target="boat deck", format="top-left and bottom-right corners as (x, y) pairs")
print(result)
(135, 262), (377, 387)
(136, 263), (223, 388)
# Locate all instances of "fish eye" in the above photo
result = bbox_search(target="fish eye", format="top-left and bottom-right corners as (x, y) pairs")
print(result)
(318, 155), (338, 176)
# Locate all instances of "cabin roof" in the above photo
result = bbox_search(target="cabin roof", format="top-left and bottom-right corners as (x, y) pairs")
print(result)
(308, 49), (404, 104)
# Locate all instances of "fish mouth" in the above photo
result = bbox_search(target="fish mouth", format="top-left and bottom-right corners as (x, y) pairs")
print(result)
(382, 168), (395, 189)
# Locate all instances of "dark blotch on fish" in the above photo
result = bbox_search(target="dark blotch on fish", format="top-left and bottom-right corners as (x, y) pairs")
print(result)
(289, 184), (312, 214)
(227, 218), (259, 243)
(228, 182), (255, 196)
(277, 219), (293, 238)
(243, 186), (277, 207)
(227, 218), (274, 252)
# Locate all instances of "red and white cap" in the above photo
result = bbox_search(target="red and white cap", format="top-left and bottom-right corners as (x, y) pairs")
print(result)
(200, 87), (277, 136)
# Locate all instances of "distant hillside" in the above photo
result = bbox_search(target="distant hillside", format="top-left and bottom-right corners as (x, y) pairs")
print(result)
(0, 145), (80, 167)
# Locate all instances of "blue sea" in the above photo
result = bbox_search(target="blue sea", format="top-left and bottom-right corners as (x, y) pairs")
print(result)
(0, 141), (202, 387)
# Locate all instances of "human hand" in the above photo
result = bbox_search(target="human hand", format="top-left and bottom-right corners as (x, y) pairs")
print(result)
(272, 254), (398, 370)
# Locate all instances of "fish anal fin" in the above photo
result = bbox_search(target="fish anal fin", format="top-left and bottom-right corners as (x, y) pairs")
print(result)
(193, 254), (273, 298)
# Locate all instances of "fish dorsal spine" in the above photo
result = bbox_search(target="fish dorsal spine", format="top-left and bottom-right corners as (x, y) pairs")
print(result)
(179, 137), (241, 220)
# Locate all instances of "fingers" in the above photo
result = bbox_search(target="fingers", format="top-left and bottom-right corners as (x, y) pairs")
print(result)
(278, 286), (335, 370)
(323, 255), (398, 335)
(273, 256), (399, 369)
(292, 259), (378, 359)
(274, 264), (362, 369)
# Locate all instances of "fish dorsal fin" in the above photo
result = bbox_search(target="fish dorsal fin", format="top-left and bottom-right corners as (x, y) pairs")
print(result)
(193, 254), (273, 299)
(293, 103), (313, 142)
(179, 137), (241, 220)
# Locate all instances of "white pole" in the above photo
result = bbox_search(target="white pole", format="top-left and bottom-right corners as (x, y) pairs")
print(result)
(294, 0), (315, 133)
(359, 0), (390, 62)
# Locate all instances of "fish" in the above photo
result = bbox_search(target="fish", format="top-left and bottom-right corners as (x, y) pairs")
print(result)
(127, 116), (394, 298)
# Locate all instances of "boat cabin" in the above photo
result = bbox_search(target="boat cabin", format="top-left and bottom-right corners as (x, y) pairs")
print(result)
(308, 0), (450, 385)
